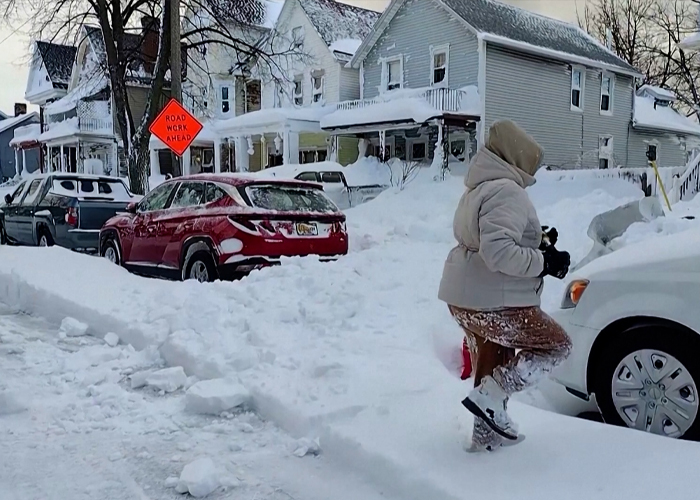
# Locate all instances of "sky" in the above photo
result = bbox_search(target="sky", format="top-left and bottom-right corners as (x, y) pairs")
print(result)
(0, 0), (582, 115)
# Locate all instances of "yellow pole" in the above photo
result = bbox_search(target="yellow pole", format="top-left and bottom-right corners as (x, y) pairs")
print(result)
(651, 160), (672, 212)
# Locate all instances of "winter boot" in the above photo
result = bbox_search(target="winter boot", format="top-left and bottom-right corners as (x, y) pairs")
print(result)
(462, 376), (519, 440)
(464, 434), (526, 453)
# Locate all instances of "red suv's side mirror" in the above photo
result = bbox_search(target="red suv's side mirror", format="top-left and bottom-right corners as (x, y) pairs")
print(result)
(126, 202), (138, 214)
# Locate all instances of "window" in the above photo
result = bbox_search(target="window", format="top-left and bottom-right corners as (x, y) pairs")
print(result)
(221, 85), (231, 114)
(408, 141), (427, 161)
(571, 67), (584, 110)
(246, 185), (336, 213)
(205, 183), (227, 204)
(431, 45), (449, 86)
(300, 150), (317, 164)
(80, 180), (94, 193)
(293, 76), (303, 106)
(138, 182), (176, 212)
(21, 179), (43, 206)
(321, 172), (343, 183)
(171, 182), (205, 208)
(450, 139), (467, 162)
(374, 144), (392, 159)
(245, 80), (261, 112)
(296, 172), (319, 182)
(317, 149), (328, 162)
(383, 57), (403, 92)
(292, 26), (304, 48)
(600, 73), (613, 114)
(599, 135), (613, 169)
(8, 181), (26, 202)
(312, 74), (324, 103)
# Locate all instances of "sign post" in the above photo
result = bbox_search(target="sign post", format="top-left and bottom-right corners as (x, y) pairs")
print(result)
(149, 98), (203, 158)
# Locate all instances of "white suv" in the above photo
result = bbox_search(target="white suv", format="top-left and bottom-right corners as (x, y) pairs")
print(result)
(549, 229), (700, 439)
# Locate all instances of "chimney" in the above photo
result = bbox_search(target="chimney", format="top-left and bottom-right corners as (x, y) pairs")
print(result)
(14, 103), (27, 117)
(605, 28), (612, 50)
(141, 16), (161, 74)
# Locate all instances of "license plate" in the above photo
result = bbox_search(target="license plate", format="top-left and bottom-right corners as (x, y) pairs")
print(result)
(295, 222), (318, 236)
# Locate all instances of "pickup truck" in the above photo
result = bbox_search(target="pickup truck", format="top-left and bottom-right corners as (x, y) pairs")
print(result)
(0, 173), (138, 252)
(256, 163), (389, 210)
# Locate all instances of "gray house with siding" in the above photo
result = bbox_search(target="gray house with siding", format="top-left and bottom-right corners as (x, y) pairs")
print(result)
(0, 112), (40, 180)
(325, 0), (700, 170)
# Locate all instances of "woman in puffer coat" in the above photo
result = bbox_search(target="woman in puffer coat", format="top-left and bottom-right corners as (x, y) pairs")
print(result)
(438, 119), (572, 451)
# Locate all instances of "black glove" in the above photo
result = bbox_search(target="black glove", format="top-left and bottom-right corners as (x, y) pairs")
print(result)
(540, 226), (558, 250)
(539, 245), (570, 280)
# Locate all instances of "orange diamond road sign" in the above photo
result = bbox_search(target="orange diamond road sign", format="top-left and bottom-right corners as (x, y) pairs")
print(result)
(149, 98), (203, 157)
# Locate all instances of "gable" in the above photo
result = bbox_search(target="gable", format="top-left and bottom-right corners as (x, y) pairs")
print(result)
(298, 0), (379, 49)
(25, 52), (55, 99)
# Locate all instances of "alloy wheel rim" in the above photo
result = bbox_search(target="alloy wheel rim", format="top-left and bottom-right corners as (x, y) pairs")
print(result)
(611, 348), (698, 438)
(104, 246), (117, 264)
(191, 261), (208, 282)
(39, 235), (48, 247)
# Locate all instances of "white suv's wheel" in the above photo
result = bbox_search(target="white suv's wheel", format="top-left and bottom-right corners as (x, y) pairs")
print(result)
(595, 324), (700, 440)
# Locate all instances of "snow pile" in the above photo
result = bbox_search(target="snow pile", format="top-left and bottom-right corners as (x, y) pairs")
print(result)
(185, 378), (250, 414)
(131, 367), (187, 393)
(633, 95), (700, 136)
(0, 390), (27, 415)
(176, 457), (221, 497)
(38, 117), (79, 142)
(59, 317), (89, 338)
(254, 159), (391, 186)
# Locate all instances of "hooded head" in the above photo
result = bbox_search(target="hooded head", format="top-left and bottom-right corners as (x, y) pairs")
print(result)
(486, 120), (544, 177)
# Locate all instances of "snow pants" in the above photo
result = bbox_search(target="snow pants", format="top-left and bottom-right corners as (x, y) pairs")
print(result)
(448, 305), (571, 449)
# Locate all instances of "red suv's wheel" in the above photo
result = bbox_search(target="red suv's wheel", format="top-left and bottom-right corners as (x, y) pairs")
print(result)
(185, 252), (217, 283)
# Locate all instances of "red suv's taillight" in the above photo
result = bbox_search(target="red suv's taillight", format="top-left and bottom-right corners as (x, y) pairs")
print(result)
(65, 207), (78, 227)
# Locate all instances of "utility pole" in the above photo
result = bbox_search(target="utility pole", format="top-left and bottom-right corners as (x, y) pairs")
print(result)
(170, 0), (183, 176)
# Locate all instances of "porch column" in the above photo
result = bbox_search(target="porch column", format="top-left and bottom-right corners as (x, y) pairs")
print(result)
(260, 135), (267, 170)
(60, 144), (65, 172)
(234, 136), (249, 172)
(329, 136), (338, 163)
(182, 147), (192, 176)
(150, 148), (159, 176)
(111, 142), (118, 177)
(21, 149), (26, 177)
(13, 149), (19, 178)
(214, 139), (222, 173)
(282, 129), (299, 165)
(282, 130), (291, 165)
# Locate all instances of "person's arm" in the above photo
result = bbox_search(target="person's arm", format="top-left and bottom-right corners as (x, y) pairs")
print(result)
(478, 184), (545, 278)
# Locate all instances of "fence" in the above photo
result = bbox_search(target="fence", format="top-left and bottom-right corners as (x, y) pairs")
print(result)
(336, 88), (466, 113)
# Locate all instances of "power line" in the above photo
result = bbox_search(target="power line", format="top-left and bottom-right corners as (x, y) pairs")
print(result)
(0, 17), (33, 47)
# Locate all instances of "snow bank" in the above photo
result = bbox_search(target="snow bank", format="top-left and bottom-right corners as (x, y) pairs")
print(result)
(254, 158), (391, 187)
(59, 317), (89, 338)
(0, 390), (27, 415)
(5, 170), (700, 499)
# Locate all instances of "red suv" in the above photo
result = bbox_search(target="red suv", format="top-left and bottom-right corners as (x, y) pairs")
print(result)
(99, 174), (348, 281)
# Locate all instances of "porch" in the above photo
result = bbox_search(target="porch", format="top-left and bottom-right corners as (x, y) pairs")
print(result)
(9, 123), (43, 176)
(320, 87), (481, 170)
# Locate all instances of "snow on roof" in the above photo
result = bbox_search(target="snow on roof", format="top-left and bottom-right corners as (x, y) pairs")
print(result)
(45, 72), (109, 115)
(9, 123), (42, 146)
(633, 95), (700, 136)
(262, 0), (284, 29)
(215, 106), (334, 134)
(37, 117), (79, 142)
(0, 113), (39, 135)
(320, 86), (481, 130)
(36, 41), (77, 89)
(442, 0), (637, 72)
(637, 85), (676, 102)
(330, 38), (363, 58)
(299, 0), (380, 57)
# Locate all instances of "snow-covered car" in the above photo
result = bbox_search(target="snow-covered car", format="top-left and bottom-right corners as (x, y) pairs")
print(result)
(255, 161), (389, 210)
(549, 229), (700, 439)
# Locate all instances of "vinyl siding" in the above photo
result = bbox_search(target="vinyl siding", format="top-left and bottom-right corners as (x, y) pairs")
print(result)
(362, 0), (479, 99)
(339, 65), (361, 102)
(628, 129), (689, 168)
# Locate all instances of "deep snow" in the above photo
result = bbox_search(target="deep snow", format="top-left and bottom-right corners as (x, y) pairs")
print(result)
(2, 170), (700, 499)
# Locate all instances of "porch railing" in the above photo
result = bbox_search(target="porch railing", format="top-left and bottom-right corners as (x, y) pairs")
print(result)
(44, 117), (113, 134)
(335, 88), (468, 113)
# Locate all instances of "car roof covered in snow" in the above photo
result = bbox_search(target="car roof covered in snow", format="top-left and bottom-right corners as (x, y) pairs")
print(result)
(176, 173), (321, 187)
(351, 0), (638, 75)
(36, 41), (77, 89)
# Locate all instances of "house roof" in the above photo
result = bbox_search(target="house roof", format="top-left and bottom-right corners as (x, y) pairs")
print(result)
(36, 41), (77, 89)
(298, 0), (380, 59)
(206, 0), (284, 29)
(0, 112), (39, 135)
(638, 85), (677, 102)
(351, 0), (638, 75)
(633, 95), (700, 137)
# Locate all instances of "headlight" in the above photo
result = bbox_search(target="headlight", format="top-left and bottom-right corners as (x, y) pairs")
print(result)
(561, 279), (589, 309)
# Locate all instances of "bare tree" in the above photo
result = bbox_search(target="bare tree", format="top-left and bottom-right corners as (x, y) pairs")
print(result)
(580, 0), (700, 117)
(0, 0), (305, 194)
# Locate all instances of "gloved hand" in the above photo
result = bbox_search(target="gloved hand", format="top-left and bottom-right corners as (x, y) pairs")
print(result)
(539, 245), (570, 279)
(540, 226), (559, 250)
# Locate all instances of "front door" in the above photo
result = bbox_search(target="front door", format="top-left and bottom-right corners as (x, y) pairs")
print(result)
(2, 181), (27, 241)
(15, 178), (46, 244)
(126, 182), (178, 266)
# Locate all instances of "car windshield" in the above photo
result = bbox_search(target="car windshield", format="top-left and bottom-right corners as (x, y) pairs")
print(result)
(246, 184), (338, 213)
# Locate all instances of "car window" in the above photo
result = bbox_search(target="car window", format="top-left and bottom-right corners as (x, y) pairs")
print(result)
(50, 179), (77, 197)
(246, 185), (338, 213)
(21, 179), (44, 206)
(295, 172), (318, 182)
(138, 182), (176, 212)
(80, 180), (95, 193)
(320, 172), (343, 183)
(205, 183), (227, 204)
(8, 181), (26, 202)
(170, 182), (205, 209)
